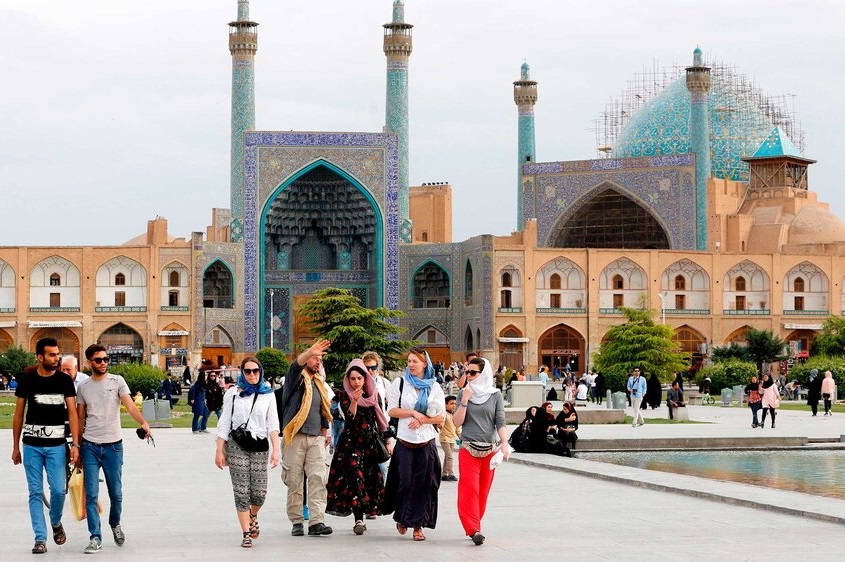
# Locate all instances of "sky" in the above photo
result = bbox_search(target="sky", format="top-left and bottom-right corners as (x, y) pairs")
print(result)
(1, 0), (843, 246)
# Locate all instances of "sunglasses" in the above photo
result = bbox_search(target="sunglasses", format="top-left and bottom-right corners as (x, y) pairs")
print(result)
(366, 365), (379, 371)
(466, 370), (482, 376)
(243, 368), (260, 374)
(91, 357), (110, 364)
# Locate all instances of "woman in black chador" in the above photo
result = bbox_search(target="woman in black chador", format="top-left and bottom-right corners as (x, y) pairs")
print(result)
(645, 373), (663, 409)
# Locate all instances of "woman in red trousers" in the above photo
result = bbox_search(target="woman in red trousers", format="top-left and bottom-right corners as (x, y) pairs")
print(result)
(451, 357), (509, 546)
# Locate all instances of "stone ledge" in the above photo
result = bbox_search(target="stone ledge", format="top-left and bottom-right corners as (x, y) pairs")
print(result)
(505, 407), (625, 425)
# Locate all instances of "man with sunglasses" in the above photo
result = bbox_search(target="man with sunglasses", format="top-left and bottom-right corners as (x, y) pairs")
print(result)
(626, 368), (647, 428)
(76, 344), (150, 554)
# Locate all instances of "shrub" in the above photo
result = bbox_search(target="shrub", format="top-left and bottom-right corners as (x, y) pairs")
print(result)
(601, 371), (629, 393)
(696, 360), (757, 395)
(255, 347), (290, 384)
(789, 356), (845, 397)
(110, 363), (166, 397)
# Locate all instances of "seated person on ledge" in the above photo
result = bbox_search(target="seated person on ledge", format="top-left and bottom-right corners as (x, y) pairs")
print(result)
(667, 381), (685, 420)
(554, 402), (578, 454)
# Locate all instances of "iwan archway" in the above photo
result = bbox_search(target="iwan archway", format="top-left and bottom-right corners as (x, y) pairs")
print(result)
(259, 161), (384, 351)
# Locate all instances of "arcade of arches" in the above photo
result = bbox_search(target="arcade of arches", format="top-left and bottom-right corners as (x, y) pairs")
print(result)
(0, 328), (12, 353)
(30, 328), (80, 358)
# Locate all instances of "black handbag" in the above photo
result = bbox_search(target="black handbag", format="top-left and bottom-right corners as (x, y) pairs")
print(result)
(375, 435), (391, 464)
(230, 394), (269, 452)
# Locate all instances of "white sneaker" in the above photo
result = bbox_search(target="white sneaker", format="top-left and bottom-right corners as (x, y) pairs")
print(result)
(84, 538), (102, 554)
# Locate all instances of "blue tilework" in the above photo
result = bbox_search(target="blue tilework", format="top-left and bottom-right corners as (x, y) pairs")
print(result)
(231, 58), (255, 242)
(517, 111), (536, 230)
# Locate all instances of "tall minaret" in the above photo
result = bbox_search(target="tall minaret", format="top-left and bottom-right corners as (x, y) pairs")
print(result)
(686, 47), (711, 251)
(383, 1), (413, 242)
(514, 62), (537, 231)
(228, 0), (258, 242)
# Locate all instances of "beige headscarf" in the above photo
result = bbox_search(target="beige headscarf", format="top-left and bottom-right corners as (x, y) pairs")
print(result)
(282, 368), (332, 445)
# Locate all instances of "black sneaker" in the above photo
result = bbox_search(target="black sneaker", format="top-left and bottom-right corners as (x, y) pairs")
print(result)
(471, 531), (485, 545)
(111, 525), (125, 547)
(291, 523), (304, 537)
(308, 523), (333, 536)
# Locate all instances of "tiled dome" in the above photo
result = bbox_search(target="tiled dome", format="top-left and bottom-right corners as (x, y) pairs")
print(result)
(613, 76), (776, 181)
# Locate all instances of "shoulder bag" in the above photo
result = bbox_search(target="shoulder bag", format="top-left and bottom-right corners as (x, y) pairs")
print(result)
(230, 393), (269, 452)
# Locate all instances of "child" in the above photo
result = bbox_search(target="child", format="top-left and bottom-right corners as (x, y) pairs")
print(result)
(440, 395), (459, 481)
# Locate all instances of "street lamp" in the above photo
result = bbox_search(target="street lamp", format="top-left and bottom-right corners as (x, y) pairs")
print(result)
(658, 291), (666, 325)
(269, 288), (276, 349)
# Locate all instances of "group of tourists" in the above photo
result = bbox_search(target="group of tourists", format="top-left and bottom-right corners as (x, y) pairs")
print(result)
(744, 368), (837, 428)
(211, 342), (509, 549)
(11, 337), (151, 555)
(509, 401), (578, 457)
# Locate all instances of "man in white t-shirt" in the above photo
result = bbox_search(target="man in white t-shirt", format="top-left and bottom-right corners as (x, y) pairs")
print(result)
(76, 345), (150, 554)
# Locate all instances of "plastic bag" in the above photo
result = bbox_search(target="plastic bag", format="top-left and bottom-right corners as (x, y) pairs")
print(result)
(68, 466), (86, 521)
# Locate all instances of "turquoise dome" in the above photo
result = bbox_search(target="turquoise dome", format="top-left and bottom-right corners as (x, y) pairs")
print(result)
(613, 75), (777, 181)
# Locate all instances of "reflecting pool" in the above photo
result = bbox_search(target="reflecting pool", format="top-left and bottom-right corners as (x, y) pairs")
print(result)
(578, 450), (845, 499)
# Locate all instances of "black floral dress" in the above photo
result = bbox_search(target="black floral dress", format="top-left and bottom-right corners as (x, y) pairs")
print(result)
(326, 393), (385, 518)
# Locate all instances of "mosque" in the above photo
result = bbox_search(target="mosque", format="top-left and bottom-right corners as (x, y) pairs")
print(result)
(2, 0), (844, 376)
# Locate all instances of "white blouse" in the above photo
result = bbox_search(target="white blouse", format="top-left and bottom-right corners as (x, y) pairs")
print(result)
(216, 387), (279, 440)
(387, 376), (445, 444)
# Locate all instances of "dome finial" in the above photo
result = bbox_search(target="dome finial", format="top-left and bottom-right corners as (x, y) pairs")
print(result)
(520, 60), (530, 80)
(693, 46), (703, 66)
(392, 0), (405, 23)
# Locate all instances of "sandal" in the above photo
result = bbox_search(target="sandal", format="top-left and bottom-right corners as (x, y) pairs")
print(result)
(353, 520), (366, 535)
(396, 523), (407, 536)
(52, 523), (66, 545)
(413, 528), (426, 541)
(32, 542), (47, 554)
(241, 531), (253, 548)
(249, 511), (260, 539)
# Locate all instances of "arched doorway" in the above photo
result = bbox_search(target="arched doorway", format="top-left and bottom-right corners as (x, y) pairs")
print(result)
(538, 324), (586, 374)
(672, 325), (707, 373)
(785, 329), (816, 359)
(203, 260), (234, 309)
(0, 328), (13, 353)
(30, 328), (80, 358)
(98, 323), (144, 365)
(203, 325), (234, 368)
(413, 325), (450, 365)
(158, 323), (189, 370)
(498, 326), (525, 371)
(725, 326), (749, 345)
(464, 326), (474, 353)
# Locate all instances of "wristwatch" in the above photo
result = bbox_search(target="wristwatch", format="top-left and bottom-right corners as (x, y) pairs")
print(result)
(70, 444), (80, 448)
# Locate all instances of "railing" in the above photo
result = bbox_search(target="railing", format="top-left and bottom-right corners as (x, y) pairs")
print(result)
(599, 308), (624, 314)
(664, 309), (711, 315)
(536, 307), (587, 314)
(95, 306), (147, 313)
(412, 297), (450, 309)
(30, 307), (80, 313)
(0, 307), (14, 313)
(161, 306), (190, 312)
(498, 307), (523, 313)
(723, 309), (770, 316)
(782, 309), (829, 316)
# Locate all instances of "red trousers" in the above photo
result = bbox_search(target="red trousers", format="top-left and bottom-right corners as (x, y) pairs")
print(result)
(456, 448), (497, 536)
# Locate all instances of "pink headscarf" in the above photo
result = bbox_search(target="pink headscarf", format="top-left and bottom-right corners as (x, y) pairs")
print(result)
(344, 359), (388, 432)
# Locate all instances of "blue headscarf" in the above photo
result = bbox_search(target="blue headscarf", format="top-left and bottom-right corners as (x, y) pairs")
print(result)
(403, 349), (436, 413)
(237, 366), (273, 397)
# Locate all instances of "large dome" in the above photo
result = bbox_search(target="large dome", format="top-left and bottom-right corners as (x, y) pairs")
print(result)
(613, 75), (778, 181)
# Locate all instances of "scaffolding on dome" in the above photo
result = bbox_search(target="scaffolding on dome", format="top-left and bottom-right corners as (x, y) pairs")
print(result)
(592, 56), (805, 161)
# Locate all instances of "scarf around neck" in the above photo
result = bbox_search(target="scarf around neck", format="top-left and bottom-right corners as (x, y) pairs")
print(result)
(237, 370), (273, 397)
(283, 368), (332, 445)
(404, 350), (435, 414)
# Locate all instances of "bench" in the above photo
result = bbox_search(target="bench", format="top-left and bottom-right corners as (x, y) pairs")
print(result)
(668, 406), (689, 421)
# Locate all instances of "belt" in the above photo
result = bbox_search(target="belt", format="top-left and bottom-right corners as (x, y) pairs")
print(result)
(82, 438), (123, 446)
(398, 438), (433, 450)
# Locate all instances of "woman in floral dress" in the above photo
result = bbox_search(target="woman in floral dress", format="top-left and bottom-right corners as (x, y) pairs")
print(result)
(326, 359), (392, 535)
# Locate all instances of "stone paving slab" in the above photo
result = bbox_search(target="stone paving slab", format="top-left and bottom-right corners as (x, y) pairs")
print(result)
(1, 420), (845, 560)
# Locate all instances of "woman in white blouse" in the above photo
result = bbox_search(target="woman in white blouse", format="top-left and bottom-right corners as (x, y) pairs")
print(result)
(382, 347), (445, 542)
(215, 357), (280, 548)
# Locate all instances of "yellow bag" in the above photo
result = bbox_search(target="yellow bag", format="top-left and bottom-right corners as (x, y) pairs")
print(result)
(68, 466), (86, 521)
(68, 466), (104, 521)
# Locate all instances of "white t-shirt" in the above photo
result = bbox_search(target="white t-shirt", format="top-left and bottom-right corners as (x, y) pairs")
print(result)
(77, 374), (130, 444)
(387, 376), (445, 444)
(576, 382), (589, 400)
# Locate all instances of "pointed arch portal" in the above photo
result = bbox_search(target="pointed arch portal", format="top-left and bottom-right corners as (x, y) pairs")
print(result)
(552, 188), (670, 249)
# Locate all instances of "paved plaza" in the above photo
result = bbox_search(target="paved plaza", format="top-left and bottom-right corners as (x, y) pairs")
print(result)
(1, 404), (844, 561)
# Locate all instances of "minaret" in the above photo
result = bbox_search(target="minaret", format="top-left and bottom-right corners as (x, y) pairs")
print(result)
(685, 47), (711, 251)
(514, 62), (537, 230)
(228, 0), (258, 242)
(383, 1), (413, 242)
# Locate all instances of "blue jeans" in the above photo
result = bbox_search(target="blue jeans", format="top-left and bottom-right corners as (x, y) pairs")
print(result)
(23, 444), (67, 542)
(749, 401), (762, 425)
(81, 440), (124, 540)
(192, 405), (210, 432)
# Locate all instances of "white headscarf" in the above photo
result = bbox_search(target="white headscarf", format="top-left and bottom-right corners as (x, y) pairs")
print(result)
(467, 358), (499, 405)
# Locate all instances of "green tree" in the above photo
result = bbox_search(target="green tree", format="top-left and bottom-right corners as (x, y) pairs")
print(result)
(0, 345), (37, 376)
(255, 347), (290, 384)
(298, 287), (417, 384)
(746, 327), (786, 370)
(697, 360), (757, 395)
(789, 355), (845, 396)
(110, 363), (166, 397)
(811, 317), (845, 357)
(711, 344), (752, 363)
(592, 307), (688, 388)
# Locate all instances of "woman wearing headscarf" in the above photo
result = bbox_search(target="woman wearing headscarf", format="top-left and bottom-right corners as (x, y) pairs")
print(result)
(594, 371), (606, 405)
(554, 402), (579, 453)
(526, 402), (555, 453)
(382, 347), (446, 542)
(821, 370), (836, 415)
(326, 359), (391, 535)
(744, 375), (763, 428)
(189, 371), (210, 434)
(646, 373), (662, 409)
(508, 406), (538, 453)
(760, 373), (780, 428)
(214, 357), (280, 548)
(451, 357), (508, 546)
(806, 369), (822, 416)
